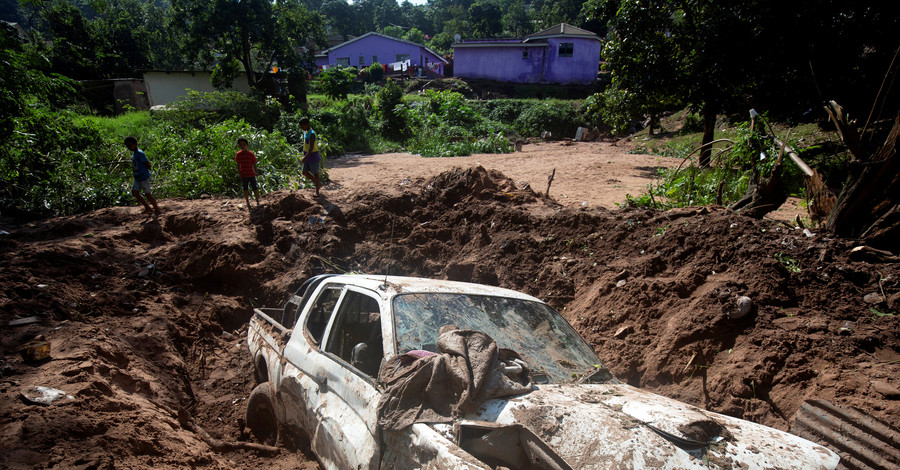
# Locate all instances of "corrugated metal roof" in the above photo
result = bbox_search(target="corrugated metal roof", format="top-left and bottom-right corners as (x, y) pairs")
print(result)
(791, 399), (900, 470)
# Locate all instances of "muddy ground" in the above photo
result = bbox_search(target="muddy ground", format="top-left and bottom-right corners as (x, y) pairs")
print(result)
(0, 143), (898, 468)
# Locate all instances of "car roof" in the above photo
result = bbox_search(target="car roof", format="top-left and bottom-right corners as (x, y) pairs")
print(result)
(320, 274), (544, 302)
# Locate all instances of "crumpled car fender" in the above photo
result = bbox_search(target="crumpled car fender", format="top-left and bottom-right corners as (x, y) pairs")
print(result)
(382, 423), (490, 469)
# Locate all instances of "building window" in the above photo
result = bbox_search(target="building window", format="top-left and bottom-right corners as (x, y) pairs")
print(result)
(359, 56), (365, 65)
(372, 55), (378, 64)
(395, 54), (410, 62)
(336, 57), (350, 66)
(558, 43), (573, 57)
(522, 50), (529, 59)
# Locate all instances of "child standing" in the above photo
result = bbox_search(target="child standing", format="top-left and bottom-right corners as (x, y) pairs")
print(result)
(124, 136), (161, 215)
(299, 117), (323, 197)
(235, 136), (261, 208)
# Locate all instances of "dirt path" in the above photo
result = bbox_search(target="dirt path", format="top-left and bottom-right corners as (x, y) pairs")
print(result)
(326, 140), (805, 221)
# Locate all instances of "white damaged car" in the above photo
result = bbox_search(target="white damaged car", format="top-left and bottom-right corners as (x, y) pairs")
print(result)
(246, 274), (839, 469)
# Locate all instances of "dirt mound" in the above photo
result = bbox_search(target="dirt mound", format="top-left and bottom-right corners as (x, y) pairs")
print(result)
(1, 166), (898, 468)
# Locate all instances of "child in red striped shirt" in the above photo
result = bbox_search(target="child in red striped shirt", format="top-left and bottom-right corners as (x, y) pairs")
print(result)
(235, 137), (261, 208)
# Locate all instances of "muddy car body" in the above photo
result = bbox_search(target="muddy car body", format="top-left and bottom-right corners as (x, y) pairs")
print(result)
(246, 274), (839, 469)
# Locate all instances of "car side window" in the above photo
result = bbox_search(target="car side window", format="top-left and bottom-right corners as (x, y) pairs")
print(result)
(305, 286), (342, 346)
(325, 290), (383, 377)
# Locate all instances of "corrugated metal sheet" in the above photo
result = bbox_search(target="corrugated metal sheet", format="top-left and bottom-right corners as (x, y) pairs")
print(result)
(791, 399), (900, 470)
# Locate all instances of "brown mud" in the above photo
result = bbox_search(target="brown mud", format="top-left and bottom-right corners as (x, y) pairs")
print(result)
(1, 143), (897, 468)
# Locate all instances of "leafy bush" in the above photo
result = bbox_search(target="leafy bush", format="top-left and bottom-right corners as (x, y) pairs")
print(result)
(157, 90), (282, 130)
(626, 121), (809, 209)
(513, 101), (584, 138)
(280, 95), (376, 155)
(366, 63), (384, 82)
(373, 79), (408, 140)
(318, 66), (360, 100)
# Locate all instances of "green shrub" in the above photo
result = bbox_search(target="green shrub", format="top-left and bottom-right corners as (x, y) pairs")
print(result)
(318, 66), (360, 100)
(280, 95), (376, 155)
(157, 90), (282, 130)
(374, 79), (409, 140)
(626, 120), (808, 209)
(366, 63), (384, 82)
(513, 101), (584, 138)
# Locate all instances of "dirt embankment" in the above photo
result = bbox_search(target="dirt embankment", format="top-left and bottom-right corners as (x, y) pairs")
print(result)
(1, 165), (897, 468)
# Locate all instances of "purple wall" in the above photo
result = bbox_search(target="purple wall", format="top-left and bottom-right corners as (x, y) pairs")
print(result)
(453, 37), (601, 85)
(454, 45), (546, 83)
(316, 33), (445, 75)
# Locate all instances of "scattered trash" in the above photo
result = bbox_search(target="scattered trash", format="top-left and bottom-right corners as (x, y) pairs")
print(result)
(20, 386), (74, 406)
(802, 229), (815, 238)
(615, 279), (627, 288)
(0, 230), (9, 236)
(138, 264), (154, 277)
(399, 178), (411, 186)
(18, 336), (51, 362)
(82, 251), (90, 257)
(581, 201), (588, 207)
(8, 316), (40, 327)
(308, 216), (325, 225)
(36, 284), (47, 289)
(839, 321), (855, 334)
(730, 296), (753, 319)
(614, 325), (633, 338)
(81, 232), (94, 238)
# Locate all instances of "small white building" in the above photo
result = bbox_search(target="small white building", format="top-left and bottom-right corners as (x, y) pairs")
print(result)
(141, 70), (253, 106)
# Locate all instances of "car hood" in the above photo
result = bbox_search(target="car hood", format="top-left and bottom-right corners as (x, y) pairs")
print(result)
(460, 383), (839, 469)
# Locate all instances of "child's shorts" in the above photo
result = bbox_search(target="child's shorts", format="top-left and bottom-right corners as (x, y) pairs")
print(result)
(242, 177), (258, 191)
(303, 152), (322, 175)
(133, 177), (152, 194)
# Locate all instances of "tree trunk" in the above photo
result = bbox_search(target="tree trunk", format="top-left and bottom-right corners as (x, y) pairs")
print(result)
(699, 105), (716, 168)
(240, 26), (256, 89)
(729, 134), (788, 218)
(288, 72), (307, 112)
(825, 102), (900, 252)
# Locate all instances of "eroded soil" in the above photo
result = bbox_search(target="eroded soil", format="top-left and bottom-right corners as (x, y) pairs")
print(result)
(1, 143), (897, 469)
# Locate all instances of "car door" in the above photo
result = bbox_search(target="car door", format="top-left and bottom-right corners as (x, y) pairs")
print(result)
(282, 283), (384, 470)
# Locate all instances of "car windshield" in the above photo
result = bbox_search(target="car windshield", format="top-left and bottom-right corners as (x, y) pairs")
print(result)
(392, 293), (605, 383)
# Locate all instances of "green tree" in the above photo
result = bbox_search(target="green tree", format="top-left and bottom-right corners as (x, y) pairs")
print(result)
(381, 25), (405, 39)
(585, 0), (899, 165)
(426, 31), (455, 55)
(403, 28), (425, 44)
(468, 2), (502, 38)
(501, 0), (532, 36)
(321, 0), (356, 39)
(171, 0), (324, 100)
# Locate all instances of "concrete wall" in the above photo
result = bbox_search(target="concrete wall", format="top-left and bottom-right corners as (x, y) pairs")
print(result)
(142, 71), (253, 106)
(453, 37), (601, 85)
(454, 44), (546, 83)
(541, 37), (602, 85)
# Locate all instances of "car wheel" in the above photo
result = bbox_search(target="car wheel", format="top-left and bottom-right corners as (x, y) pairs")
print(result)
(246, 382), (278, 446)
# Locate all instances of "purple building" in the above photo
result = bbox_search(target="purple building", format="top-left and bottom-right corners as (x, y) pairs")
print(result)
(315, 32), (447, 77)
(452, 23), (602, 85)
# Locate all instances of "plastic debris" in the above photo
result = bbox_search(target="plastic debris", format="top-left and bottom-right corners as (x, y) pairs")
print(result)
(8, 316), (40, 327)
(20, 386), (74, 406)
(18, 336), (51, 362)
